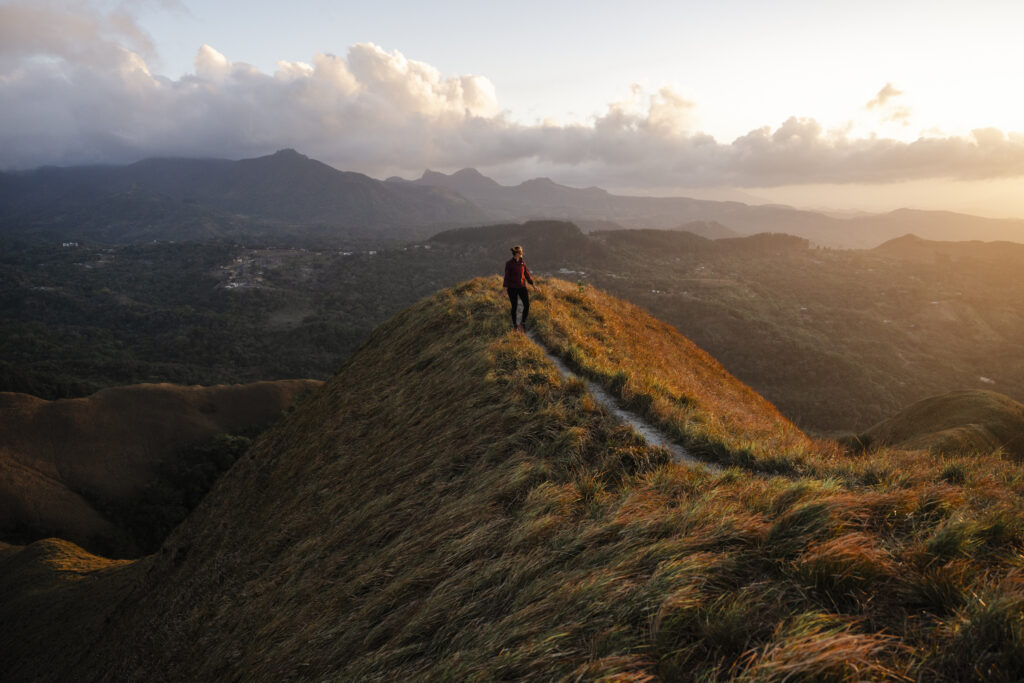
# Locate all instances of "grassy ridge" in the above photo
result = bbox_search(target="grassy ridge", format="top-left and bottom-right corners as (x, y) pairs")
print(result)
(529, 277), (816, 472)
(531, 280), (1024, 493)
(9, 277), (1024, 680)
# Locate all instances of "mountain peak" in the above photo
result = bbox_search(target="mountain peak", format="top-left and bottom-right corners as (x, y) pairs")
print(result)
(451, 167), (486, 179)
(246, 148), (317, 170)
(874, 233), (926, 250)
(270, 148), (306, 159)
(519, 176), (557, 187)
(417, 167), (502, 191)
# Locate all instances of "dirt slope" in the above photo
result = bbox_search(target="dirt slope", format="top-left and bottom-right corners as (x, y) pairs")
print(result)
(0, 380), (321, 554)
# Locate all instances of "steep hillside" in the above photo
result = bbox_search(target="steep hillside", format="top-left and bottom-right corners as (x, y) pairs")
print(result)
(860, 389), (1024, 459)
(7, 278), (1024, 681)
(0, 380), (320, 556)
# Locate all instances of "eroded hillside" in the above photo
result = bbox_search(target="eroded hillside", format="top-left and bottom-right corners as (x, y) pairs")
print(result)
(5, 279), (1024, 681)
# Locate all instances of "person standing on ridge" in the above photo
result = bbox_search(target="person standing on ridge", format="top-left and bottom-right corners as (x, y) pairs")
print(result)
(503, 245), (536, 332)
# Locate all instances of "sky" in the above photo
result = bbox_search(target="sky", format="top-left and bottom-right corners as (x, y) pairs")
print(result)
(2, 0), (1023, 217)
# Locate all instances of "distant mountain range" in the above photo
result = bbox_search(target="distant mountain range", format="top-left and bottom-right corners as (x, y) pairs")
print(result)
(405, 167), (1024, 247)
(3, 149), (1024, 247)
(0, 150), (489, 245)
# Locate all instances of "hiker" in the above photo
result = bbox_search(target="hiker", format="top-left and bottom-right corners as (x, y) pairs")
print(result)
(503, 245), (537, 332)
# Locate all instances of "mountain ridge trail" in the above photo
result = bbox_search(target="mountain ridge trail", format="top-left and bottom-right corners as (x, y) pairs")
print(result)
(524, 327), (720, 472)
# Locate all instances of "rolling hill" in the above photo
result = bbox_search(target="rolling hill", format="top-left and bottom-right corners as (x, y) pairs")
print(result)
(5, 279), (1024, 680)
(859, 389), (1024, 459)
(0, 380), (320, 557)
(874, 232), (1024, 262)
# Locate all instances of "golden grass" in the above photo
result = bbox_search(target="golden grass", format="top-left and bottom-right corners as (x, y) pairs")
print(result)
(531, 278), (1024, 494)
(8, 277), (1024, 681)
(530, 278), (816, 472)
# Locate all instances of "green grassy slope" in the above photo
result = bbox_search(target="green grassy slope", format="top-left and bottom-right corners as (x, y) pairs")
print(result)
(8, 278), (1024, 681)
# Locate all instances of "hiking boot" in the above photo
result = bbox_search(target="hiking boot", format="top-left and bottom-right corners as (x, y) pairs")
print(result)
(519, 322), (527, 333)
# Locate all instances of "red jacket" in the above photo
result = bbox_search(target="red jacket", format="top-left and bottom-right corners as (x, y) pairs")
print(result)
(503, 258), (534, 288)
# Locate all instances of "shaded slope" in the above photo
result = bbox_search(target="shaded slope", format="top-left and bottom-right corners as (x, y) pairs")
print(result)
(860, 389), (1024, 458)
(10, 279), (1024, 681)
(0, 380), (320, 555)
(0, 539), (140, 682)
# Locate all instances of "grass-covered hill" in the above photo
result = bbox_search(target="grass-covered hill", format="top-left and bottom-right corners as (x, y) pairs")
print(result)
(859, 389), (1024, 460)
(0, 380), (319, 557)
(6, 278), (1024, 681)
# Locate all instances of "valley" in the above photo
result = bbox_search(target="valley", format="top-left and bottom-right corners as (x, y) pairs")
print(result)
(5, 223), (1022, 433)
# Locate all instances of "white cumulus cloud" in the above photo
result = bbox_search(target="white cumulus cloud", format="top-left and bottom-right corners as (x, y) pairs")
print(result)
(1, 2), (1024, 189)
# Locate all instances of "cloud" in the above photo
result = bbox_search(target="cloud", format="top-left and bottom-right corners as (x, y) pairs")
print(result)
(865, 82), (911, 125)
(0, 1), (155, 68)
(866, 82), (903, 109)
(1, 4), (1023, 189)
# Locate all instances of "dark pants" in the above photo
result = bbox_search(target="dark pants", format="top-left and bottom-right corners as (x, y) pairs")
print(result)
(508, 287), (529, 326)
